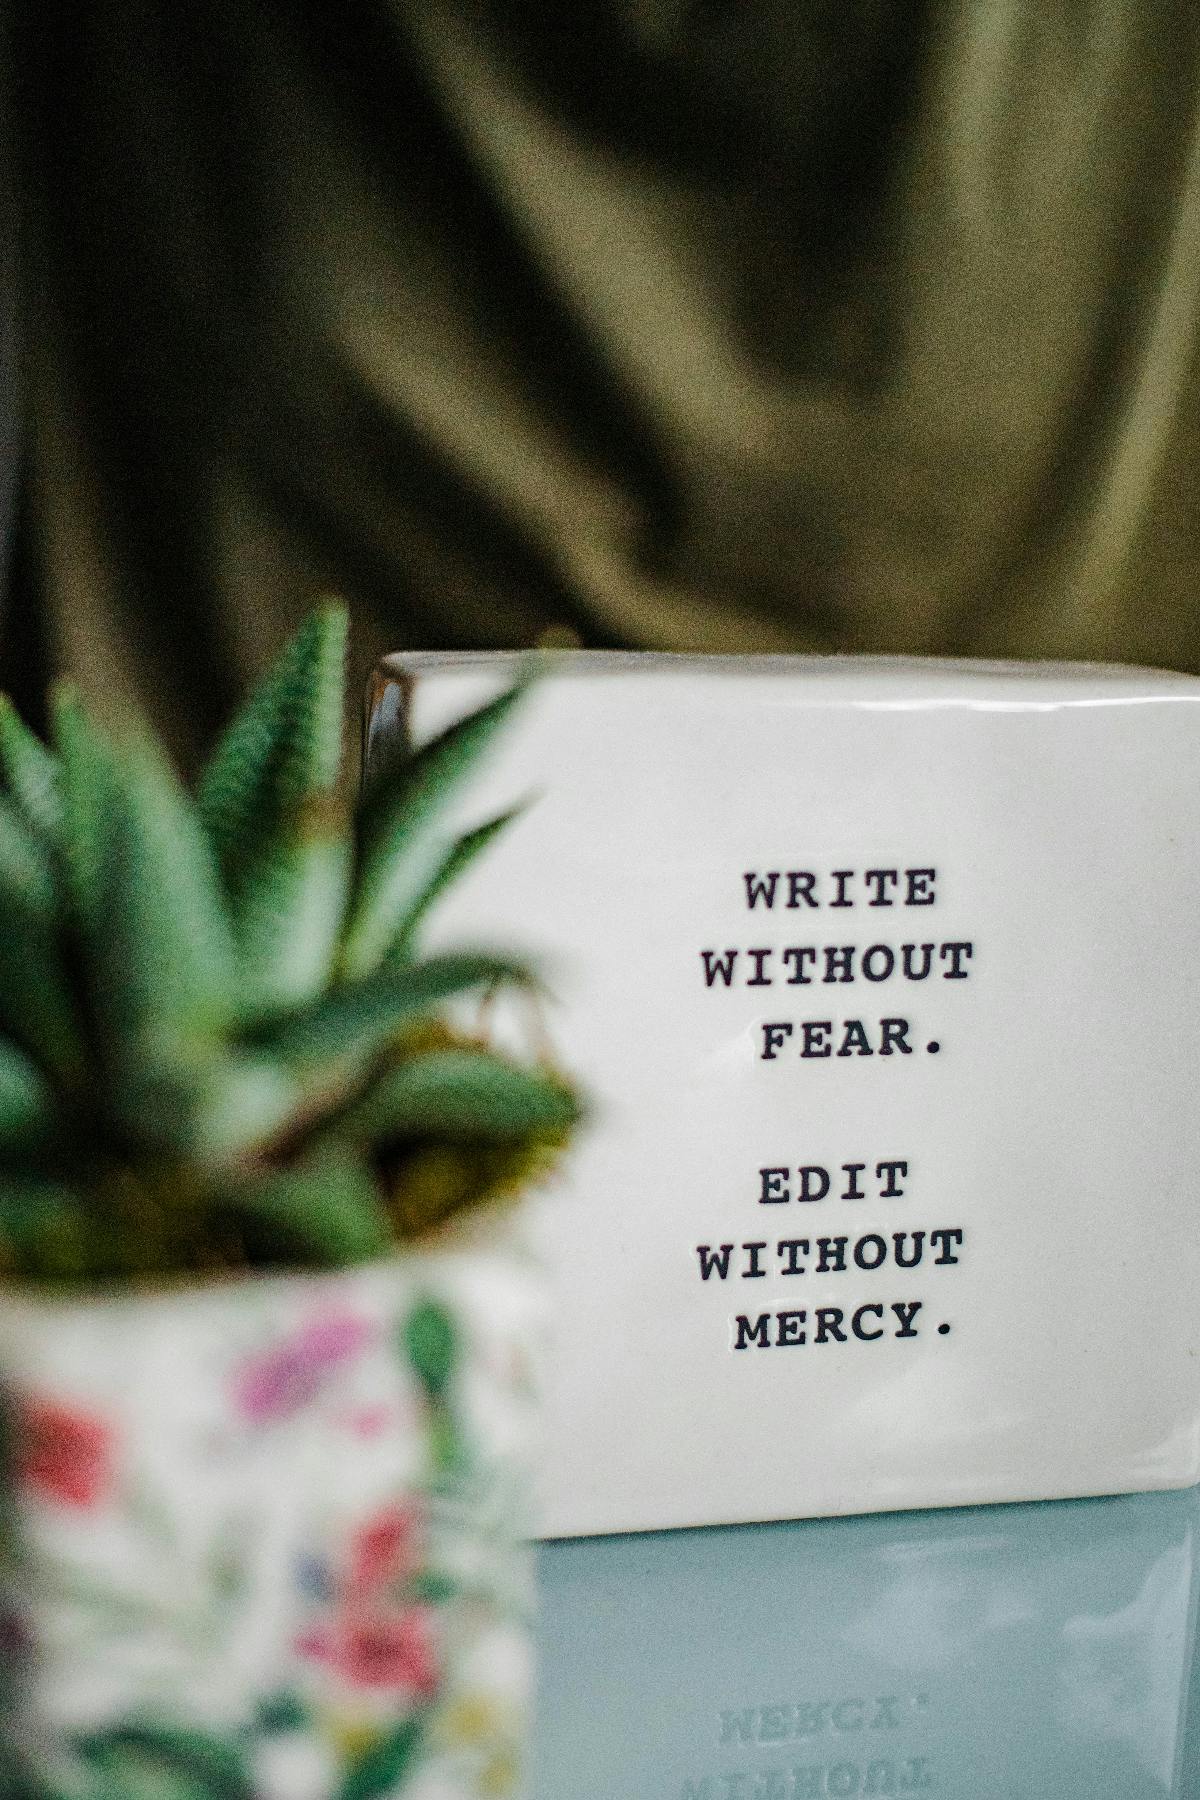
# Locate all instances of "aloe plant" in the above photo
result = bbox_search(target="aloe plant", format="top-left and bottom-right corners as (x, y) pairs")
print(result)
(0, 605), (578, 1284)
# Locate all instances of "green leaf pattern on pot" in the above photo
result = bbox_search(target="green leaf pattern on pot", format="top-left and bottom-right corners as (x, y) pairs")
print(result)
(0, 1252), (538, 1799)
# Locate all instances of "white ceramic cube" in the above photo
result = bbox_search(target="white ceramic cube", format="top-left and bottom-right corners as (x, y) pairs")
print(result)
(367, 653), (1200, 1536)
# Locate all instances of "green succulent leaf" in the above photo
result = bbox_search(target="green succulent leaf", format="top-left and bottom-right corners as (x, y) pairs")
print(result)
(341, 672), (533, 978)
(384, 804), (526, 963)
(0, 695), (62, 845)
(232, 811), (352, 1017)
(265, 952), (531, 1071)
(0, 1751), (54, 1800)
(0, 795), (81, 1078)
(109, 1049), (304, 1166)
(54, 691), (236, 1056)
(350, 1047), (578, 1142)
(0, 791), (55, 915)
(0, 1040), (55, 1142)
(199, 603), (347, 900)
(226, 1143), (390, 1266)
(193, 1055), (308, 1162)
(53, 687), (116, 932)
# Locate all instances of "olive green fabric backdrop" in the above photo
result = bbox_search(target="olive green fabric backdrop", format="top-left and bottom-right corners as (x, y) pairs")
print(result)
(7, 2), (1200, 767)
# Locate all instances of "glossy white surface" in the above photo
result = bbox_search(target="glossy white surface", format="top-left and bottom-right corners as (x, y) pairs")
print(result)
(369, 654), (1200, 1536)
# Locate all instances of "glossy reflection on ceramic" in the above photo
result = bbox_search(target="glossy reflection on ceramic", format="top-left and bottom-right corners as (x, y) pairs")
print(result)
(534, 1487), (1200, 1799)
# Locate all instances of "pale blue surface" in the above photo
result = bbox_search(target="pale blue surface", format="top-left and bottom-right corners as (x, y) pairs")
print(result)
(535, 1488), (1200, 1798)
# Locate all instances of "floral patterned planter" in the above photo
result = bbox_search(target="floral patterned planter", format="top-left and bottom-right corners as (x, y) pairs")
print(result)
(0, 1230), (541, 1799)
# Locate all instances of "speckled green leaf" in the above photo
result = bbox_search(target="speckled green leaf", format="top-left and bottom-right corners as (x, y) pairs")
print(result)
(349, 1047), (579, 1142)
(0, 695), (62, 845)
(0, 624), (574, 1285)
(342, 673), (532, 978)
(233, 815), (351, 1017)
(199, 603), (347, 900)
(0, 795), (81, 1078)
(0, 1040), (55, 1141)
(0, 1745), (56, 1800)
(105, 1046), (303, 1167)
(267, 953), (529, 1071)
(0, 791), (55, 915)
(228, 1142), (390, 1265)
(54, 692), (236, 1053)
(385, 804), (525, 963)
(188, 1053), (307, 1162)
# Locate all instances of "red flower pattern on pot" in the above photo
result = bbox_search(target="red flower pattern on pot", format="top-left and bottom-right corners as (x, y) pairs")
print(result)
(18, 1399), (114, 1509)
(348, 1503), (421, 1599)
(332, 1606), (439, 1693)
(296, 1501), (440, 1694)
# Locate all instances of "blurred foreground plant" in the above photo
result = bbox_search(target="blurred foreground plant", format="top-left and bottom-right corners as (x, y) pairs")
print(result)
(0, 604), (579, 1284)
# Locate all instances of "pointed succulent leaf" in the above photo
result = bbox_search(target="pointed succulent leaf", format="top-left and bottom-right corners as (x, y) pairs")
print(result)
(342, 672), (533, 978)
(108, 1047), (304, 1165)
(265, 952), (531, 1071)
(50, 686), (114, 941)
(0, 795), (82, 1077)
(199, 603), (347, 897)
(0, 695), (62, 845)
(349, 1047), (579, 1142)
(384, 804), (526, 963)
(0, 791), (55, 914)
(227, 1142), (390, 1266)
(232, 807), (352, 1017)
(188, 1053), (307, 1163)
(0, 1040), (56, 1144)
(55, 691), (236, 1052)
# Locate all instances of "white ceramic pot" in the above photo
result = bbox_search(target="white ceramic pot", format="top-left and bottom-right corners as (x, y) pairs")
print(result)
(0, 1227), (540, 1799)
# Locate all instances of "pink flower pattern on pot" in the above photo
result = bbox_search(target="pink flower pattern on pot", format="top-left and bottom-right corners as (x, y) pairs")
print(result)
(231, 1309), (374, 1425)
